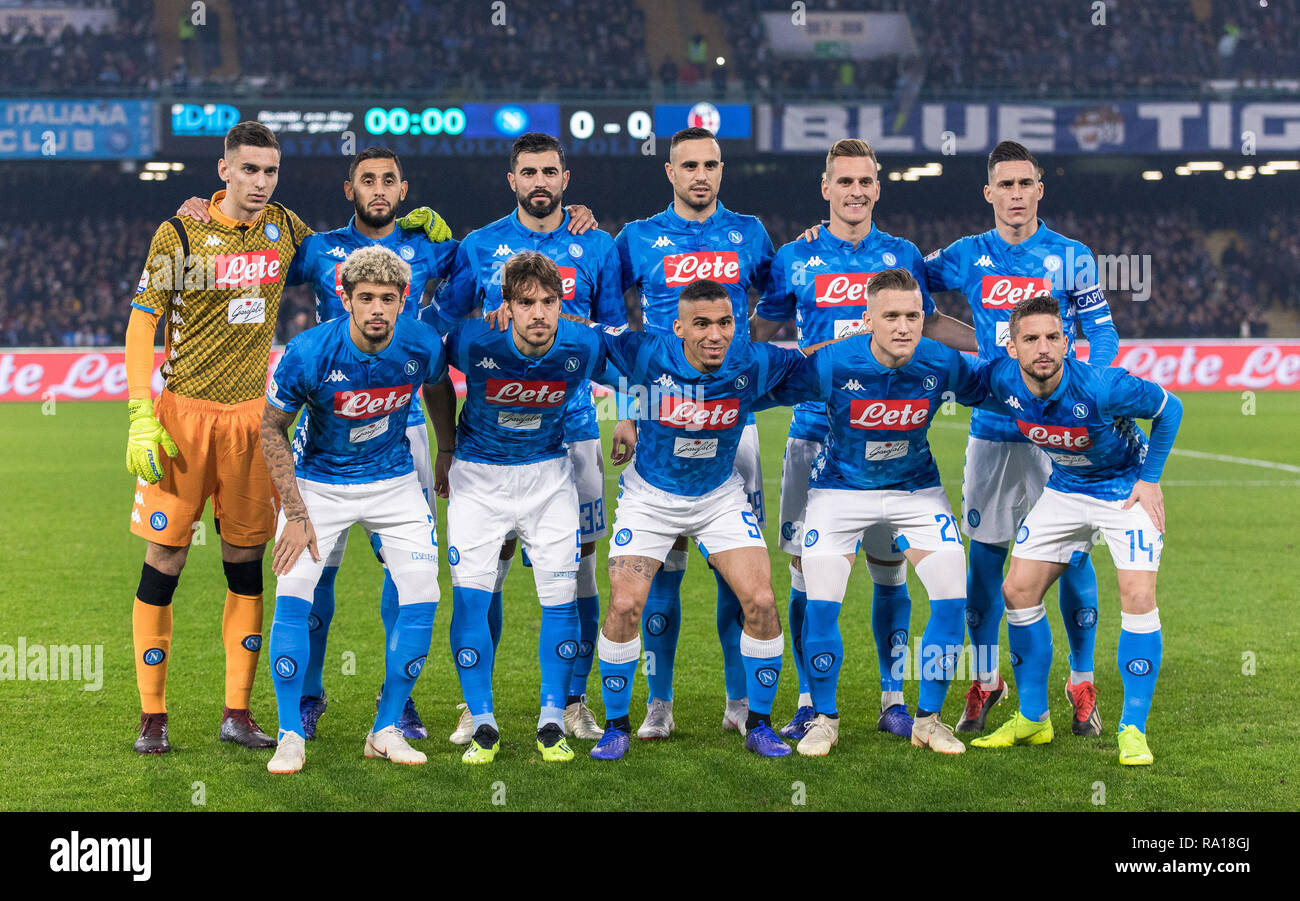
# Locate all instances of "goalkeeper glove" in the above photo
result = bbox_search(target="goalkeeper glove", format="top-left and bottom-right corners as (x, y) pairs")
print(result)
(126, 398), (178, 484)
(397, 207), (452, 242)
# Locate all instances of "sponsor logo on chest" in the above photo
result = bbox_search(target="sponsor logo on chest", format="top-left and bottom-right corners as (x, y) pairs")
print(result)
(663, 251), (740, 286)
(980, 275), (1052, 309)
(485, 379), (567, 407)
(672, 437), (719, 458)
(814, 272), (876, 308)
(849, 398), (930, 430)
(1017, 420), (1093, 450)
(557, 265), (577, 300)
(658, 395), (740, 430)
(215, 250), (282, 289)
(333, 385), (414, 419)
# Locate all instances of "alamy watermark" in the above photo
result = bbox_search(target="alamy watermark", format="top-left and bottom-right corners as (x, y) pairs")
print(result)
(0, 637), (104, 690)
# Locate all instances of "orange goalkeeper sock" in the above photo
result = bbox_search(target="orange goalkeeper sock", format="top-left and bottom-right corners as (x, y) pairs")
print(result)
(133, 564), (177, 714)
(222, 590), (265, 709)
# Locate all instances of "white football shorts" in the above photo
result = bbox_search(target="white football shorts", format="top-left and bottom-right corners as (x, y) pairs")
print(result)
(960, 435), (1052, 545)
(1013, 486), (1163, 572)
(608, 464), (766, 562)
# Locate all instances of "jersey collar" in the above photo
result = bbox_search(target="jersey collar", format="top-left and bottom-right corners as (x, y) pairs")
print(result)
(820, 221), (878, 253)
(503, 316), (564, 365)
(990, 218), (1048, 255)
(345, 215), (398, 246)
(662, 200), (729, 231)
(208, 190), (263, 228)
(508, 207), (572, 241)
(343, 315), (404, 362)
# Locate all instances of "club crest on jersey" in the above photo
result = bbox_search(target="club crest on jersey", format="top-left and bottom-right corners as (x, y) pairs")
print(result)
(1017, 420), (1091, 450)
(881, 252), (897, 266)
(734, 374), (749, 390)
(1073, 403), (1089, 418)
(663, 251), (740, 286)
(399, 244), (415, 261)
(815, 272), (875, 307)
(567, 242), (584, 258)
(923, 375), (939, 391)
(404, 360), (418, 376)
(727, 229), (744, 245)
(264, 222), (280, 242)
(1043, 253), (1062, 272)
(980, 275), (1052, 309)
(334, 385), (414, 419)
(565, 356), (580, 372)
(485, 379), (567, 406)
(849, 399), (929, 430)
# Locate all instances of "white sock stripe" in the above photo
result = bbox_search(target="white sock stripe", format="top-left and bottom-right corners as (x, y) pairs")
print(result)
(1121, 608), (1161, 634)
(740, 631), (784, 659)
(788, 563), (806, 593)
(664, 549), (689, 572)
(1006, 604), (1047, 627)
(576, 552), (598, 597)
(598, 632), (641, 664)
(494, 555), (514, 593)
(866, 559), (907, 586)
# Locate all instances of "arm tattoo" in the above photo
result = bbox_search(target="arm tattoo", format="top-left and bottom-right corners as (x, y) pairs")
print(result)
(259, 403), (308, 522)
(559, 311), (595, 327)
(608, 555), (660, 583)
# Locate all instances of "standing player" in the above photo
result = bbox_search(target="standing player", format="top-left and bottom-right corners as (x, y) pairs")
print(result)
(426, 253), (608, 763)
(431, 133), (623, 744)
(971, 295), (1181, 766)
(752, 138), (975, 741)
(259, 246), (446, 774)
(582, 279), (812, 760)
(925, 141), (1120, 736)
(126, 122), (309, 754)
(178, 147), (457, 741)
(762, 269), (987, 756)
(615, 126), (774, 739)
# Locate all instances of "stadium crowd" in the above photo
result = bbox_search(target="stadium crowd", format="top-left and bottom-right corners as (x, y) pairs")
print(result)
(3, 0), (1294, 99)
(3, 204), (1287, 347)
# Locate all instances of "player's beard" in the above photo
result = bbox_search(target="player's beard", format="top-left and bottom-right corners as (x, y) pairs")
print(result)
(355, 197), (397, 230)
(1023, 357), (1062, 384)
(518, 189), (560, 220)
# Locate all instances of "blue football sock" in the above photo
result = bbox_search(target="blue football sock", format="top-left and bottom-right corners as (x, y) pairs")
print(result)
(740, 631), (785, 718)
(375, 601), (437, 732)
(801, 600), (843, 716)
(1059, 557), (1100, 676)
(370, 532), (400, 646)
(597, 633), (640, 724)
(967, 540), (1008, 683)
(570, 592), (600, 698)
(450, 586), (495, 716)
(871, 581), (911, 693)
(269, 595), (312, 736)
(788, 566), (811, 697)
(488, 591), (503, 655)
(1118, 612), (1163, 732)
(641, 555), (684, 702)
(539, 601), (580, 720)
(917, 597), (965, 715)
(715, 568), (747, 701)
(1007, 607), (1052, 721)
(303, 565), (337, 699)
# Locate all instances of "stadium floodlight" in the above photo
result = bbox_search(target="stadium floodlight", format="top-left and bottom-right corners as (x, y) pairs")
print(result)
(902, 172), (919, 181)
(170, 163), (185, 172)
(716, 56), (725, 65)
(1237, 169), (1254, 180)
(1185, 161), (1224, 171)
(888, 171), (902, 181)
(144, 162), (171, 172)
(1258, 165), (1277, 175)
(1142, 170), (1163, 181)
(1224, 170), (1236, 179)
(1174, 166), (1192, 176)
(1264, 160), (1299, 170)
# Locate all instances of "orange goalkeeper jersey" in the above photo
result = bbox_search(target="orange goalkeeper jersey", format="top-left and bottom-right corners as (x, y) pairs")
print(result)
(132, 192), (311, 404)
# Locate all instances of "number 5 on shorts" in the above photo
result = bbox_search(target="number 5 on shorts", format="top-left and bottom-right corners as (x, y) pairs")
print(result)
(741, 510), (762, 540)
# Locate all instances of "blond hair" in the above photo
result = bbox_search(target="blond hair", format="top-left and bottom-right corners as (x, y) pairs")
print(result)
(339, 245), (410, 297)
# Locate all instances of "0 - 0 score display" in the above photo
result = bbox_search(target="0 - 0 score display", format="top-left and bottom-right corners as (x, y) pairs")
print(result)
(564, 106), (653, 141)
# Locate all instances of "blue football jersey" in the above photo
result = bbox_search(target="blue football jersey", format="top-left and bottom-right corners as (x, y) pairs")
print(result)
(267, 316), (448, 485)
(446, 318), (607, 466)
(755, 223), (937, 442)
(615, 201), (774, 340)
(766, 336), (987, 492)
(428, 209), (625, 444)
(979, 356), (1182, 501)
(598, 329), (805, 496)
(925, 219), (1118, 442)
(285, 217), (457, 429)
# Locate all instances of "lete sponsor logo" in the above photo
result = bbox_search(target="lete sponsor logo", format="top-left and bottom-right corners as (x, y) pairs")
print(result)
(214, 250), (281, 288)
(980, 275), (1052, 309)
(484, 379), (567, 406)
(663, 251), (741, 286)
(814, 272), (875, 307)
(849, 398), (930, 430)
(1017, 420), (1092, 450)
(658, 395), (740, 430)
(557, 265), (577, 300)
(333, 385), (414, 419)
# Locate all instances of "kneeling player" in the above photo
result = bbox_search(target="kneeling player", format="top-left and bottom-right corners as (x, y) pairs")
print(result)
(260, 246), (446, 774)
(428, 252), (606, 764)
(970, 294), (1182, 765)
(766, 269), (989, 755)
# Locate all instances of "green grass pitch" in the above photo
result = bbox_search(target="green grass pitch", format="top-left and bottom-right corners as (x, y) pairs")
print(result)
(0, 392), (1296, 811)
